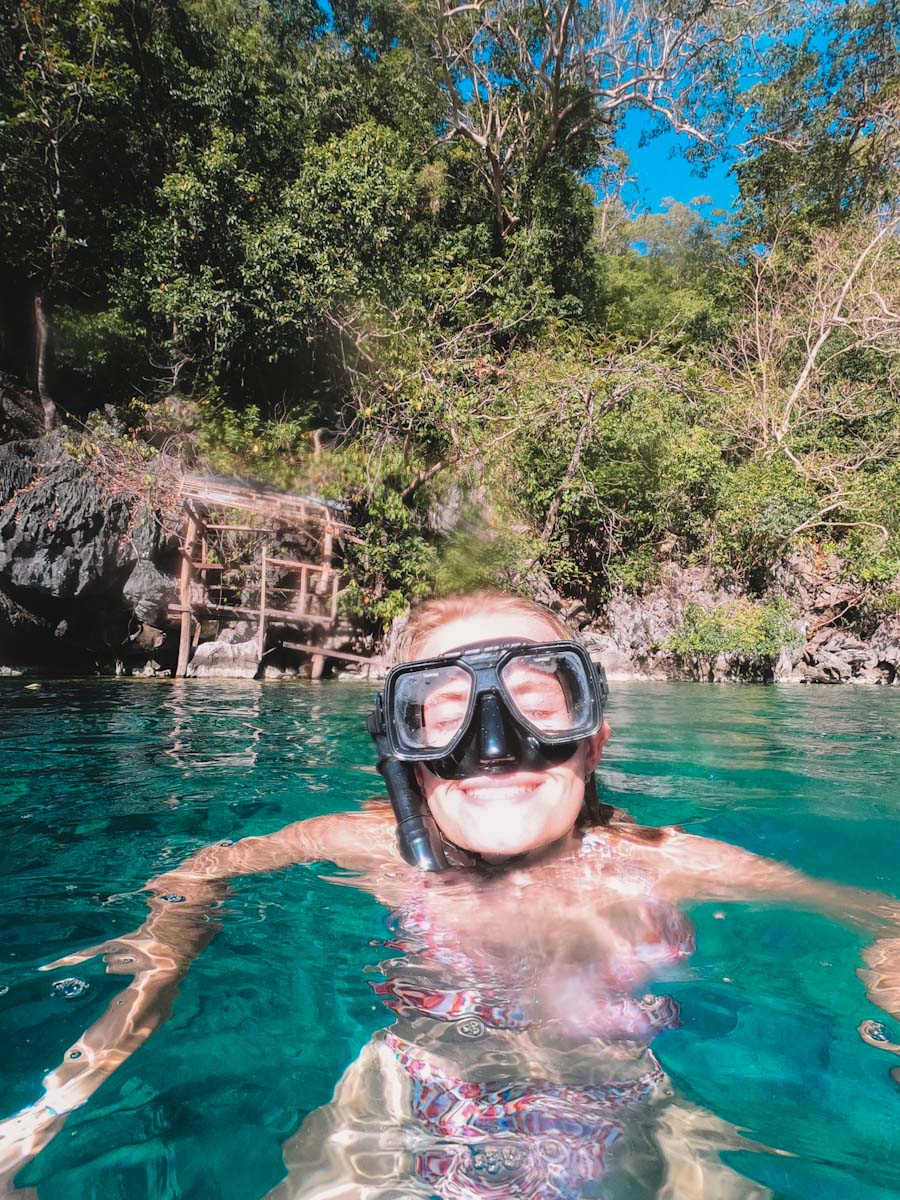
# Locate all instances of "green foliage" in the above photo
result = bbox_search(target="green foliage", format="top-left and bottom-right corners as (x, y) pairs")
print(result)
(0, 0), (138, 291)
(601, 200), (734, 344)
(1, 0), (897, 635)
(52, 306), (146, 404)
(665, 599), (802, 663)
(737, 0), (899, 237)
(326, 447), (439, 626)
(195, 402), (309, 488)
(713, 459), (820, 586)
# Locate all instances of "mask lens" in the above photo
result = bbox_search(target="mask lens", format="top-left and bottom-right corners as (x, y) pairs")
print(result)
(392, 664), (472, 752)
(499, 649), (592, 736)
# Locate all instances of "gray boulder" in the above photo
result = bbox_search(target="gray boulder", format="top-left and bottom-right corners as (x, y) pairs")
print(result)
(0, 436), (132, 598)
(0, 379), (43, 442)
(187, 639), (260, 678)
(122, 559), (176, 625)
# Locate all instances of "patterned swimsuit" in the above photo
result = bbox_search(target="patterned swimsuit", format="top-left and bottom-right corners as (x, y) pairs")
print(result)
(369, 831), (694, 1199)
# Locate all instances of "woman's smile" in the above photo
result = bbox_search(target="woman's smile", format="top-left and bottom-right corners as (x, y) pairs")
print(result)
(457, 772), (547, 804)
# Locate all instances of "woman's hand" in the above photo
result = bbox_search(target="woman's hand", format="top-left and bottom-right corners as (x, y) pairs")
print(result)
(0, 814), (379, 1193)
(0, 1099), (60, 1197)
(857, 938), (900, 1089)
(39, 929), (189, 980)
(859, 936), (900, 1022)
(0, 906), (220, 1193)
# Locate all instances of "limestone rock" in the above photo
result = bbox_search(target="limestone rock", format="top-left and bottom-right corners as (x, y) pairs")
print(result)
(187, 639), (260, 679)
(867, 616), (900, 684)
(579, 631), (641, 681)
(0, 441), (35, 503)
(0, 380), (43, 442)
(774, 647), (805, 683)
(0, 435), (133, 598)
(123, 560), (176, 625)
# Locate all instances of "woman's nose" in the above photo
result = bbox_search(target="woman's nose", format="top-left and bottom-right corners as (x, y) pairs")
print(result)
(476, 693), (519, 765)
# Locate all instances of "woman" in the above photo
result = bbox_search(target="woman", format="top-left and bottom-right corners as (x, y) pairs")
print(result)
(2, 590), (899, 1198)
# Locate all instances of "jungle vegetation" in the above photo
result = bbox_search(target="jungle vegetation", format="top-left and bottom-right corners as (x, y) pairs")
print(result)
(1, 0), (898, 627)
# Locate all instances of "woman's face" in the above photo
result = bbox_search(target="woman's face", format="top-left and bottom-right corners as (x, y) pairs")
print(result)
(413, 611), (610, 861)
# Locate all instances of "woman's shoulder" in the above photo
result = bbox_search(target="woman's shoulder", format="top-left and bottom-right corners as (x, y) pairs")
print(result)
(575, 820), (683, 880)
(583, 816), (671, 849)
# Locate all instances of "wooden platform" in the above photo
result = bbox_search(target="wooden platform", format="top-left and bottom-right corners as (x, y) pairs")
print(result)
(172, 475), (373, 677)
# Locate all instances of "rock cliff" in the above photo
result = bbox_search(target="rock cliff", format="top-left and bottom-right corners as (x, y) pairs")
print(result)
(0, 398), (181, 672)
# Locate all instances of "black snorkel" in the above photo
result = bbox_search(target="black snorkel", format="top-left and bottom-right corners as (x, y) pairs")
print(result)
(367, 698), (448, 872)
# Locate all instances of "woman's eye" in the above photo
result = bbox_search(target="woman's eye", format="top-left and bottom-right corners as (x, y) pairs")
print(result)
(425, 703), (467, 733)
(519, 702), (568, 727)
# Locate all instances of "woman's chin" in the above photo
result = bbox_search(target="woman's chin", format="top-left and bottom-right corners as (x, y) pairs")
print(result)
(450, 812), (561, 859)
(425, 776), (583, 860)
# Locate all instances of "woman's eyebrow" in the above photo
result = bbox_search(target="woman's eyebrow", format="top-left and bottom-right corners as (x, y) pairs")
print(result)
(425, 686), (470, 704)
(505, 670), (563, 691)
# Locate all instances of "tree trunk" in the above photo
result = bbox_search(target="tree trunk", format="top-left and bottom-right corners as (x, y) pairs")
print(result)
(32, 292), (58, 431)
(541, 388), (596, 544)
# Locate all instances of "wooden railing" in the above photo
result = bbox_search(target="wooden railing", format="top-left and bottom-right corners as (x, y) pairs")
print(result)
(170, 484), (364, 677)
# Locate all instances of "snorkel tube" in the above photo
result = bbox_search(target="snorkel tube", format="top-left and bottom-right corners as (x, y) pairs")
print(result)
(367, 699), (448, 872)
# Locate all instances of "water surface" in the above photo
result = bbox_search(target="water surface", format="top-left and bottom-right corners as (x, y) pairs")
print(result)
(1, 679), (899, 1198)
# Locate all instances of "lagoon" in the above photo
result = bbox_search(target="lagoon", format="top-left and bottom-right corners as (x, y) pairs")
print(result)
(2, 679), (899, 1199)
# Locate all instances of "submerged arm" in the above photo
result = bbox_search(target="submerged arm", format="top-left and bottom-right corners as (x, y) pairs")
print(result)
(656, 829), (900, 932)
(654, 829), (900, 1025)
(0, 811), (397, 1192)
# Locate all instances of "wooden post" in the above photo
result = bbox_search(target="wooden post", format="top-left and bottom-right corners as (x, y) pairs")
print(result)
(175, 510), (199, 677)
(310, 520), (334, 680)
(330, 574), (339, 621)
(257, 548), (268, 661)
(322, 522), (334, 580)
(298, 565), (308, 616)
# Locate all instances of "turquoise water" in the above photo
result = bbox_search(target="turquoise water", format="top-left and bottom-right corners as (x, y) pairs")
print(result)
(1, 679), (899, 1198)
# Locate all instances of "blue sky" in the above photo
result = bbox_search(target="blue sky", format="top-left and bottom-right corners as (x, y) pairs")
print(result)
(616, 109), (740, 215)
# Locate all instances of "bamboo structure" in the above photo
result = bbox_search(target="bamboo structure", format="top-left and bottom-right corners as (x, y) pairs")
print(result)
(169, 476), (371, 677)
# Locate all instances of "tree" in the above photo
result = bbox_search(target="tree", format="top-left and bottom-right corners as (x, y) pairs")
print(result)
(709, 211), (900, 581)
(415, 0), (769, 243)
(737, 0), (900, 235)
(601, 197), (732, 343)
(0, 0), (137, 425)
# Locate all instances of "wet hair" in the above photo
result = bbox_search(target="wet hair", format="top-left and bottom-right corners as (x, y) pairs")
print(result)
(397, 589), (574, 664)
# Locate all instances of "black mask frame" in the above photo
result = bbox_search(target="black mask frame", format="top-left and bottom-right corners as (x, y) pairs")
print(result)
(381, 639), (605, 766)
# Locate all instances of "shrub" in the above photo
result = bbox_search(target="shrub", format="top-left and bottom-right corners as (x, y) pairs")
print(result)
(665, 598), (802, 663)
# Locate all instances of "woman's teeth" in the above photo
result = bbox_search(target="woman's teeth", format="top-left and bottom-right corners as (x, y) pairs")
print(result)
(464, 783), (537, 802)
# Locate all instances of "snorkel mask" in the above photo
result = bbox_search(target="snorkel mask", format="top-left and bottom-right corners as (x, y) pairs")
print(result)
(368, 640), (608, 871)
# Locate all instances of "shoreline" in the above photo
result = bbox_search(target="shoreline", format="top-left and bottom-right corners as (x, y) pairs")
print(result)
(1, 662), (896, 686)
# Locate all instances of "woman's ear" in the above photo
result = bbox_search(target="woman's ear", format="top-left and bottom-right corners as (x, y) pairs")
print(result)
(584, 721), (611, 775)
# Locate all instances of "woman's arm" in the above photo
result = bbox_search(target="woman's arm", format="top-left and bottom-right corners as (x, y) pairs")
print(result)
(647, 829), (900, 1031)
(0, 810), (399, 1193)
(653, 828), (900, 934)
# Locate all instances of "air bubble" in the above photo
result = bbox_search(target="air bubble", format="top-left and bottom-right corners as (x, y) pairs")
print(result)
(52, 978), (89, 1000)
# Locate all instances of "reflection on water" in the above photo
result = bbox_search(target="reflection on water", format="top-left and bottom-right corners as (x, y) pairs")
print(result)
(0, 681), (899, 1199)
(163, 680), (266, 773)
